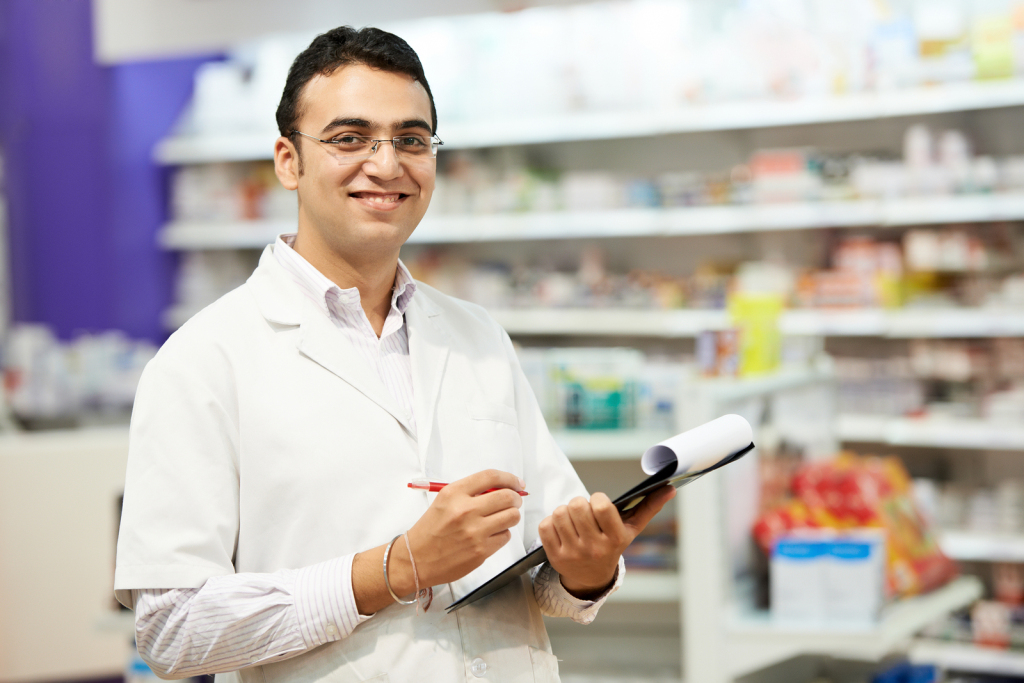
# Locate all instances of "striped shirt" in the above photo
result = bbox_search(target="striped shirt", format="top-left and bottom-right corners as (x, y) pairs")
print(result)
(130, 234), (622, 678)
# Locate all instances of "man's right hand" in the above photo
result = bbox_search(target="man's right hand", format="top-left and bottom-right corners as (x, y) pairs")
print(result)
(351, 469), (524, 615)
(405, 469), (524, 586)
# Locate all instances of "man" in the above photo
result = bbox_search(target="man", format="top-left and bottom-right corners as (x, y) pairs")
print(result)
(115, 26), (673, 683)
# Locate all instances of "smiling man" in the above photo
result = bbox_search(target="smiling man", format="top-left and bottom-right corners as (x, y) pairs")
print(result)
(114, 27), (673, 683)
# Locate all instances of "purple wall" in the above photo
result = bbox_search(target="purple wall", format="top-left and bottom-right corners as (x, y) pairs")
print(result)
(0, 0), (215, 342)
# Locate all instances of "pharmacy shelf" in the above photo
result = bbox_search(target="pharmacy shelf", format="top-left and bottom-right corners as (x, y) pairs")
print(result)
(724, 576), (983, 679)
(95, 610), (135, 637)
(837, 414), (1024, 451)
(164, 302), (1024, 338)
(154, 80), (1024, 164)
(492, 308), (730, 338)
(158, 193), (1024, 249)
(553, 429), (675, 461)
(939, 530), (1024, 563)
(909, 639), (1024, 676)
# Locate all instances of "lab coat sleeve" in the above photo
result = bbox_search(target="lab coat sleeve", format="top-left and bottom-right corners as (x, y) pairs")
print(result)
(115, 331), (242, 598)
(132, 554), (370, 678)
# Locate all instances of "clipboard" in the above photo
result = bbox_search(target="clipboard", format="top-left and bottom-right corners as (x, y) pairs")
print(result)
(445, 414), (755, 612)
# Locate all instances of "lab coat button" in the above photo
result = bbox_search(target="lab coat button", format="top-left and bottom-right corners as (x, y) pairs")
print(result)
(470, 658), (487, 677)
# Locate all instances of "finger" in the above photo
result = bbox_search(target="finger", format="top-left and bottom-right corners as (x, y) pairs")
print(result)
(552, 505), (580, 547)
(476, 488), (523, 516)
(566, 496), (602, 540)
(451, 469), (525, 497)
(590, 492), (624, 537)
(623, 486), (676, 540)
(538, 515), (561, 551)
(481, 506), (522, 536)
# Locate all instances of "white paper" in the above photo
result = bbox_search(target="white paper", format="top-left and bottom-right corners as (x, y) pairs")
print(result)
(640, 414), (754, 476)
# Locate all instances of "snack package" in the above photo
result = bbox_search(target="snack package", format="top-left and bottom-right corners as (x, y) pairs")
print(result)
(753, 452), (957, 599)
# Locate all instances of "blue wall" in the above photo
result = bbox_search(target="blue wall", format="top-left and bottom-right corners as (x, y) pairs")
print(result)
(0, 0), (215, 342)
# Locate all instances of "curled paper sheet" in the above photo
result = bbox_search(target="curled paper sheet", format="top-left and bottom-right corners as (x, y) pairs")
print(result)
(642, 414), (755, 476)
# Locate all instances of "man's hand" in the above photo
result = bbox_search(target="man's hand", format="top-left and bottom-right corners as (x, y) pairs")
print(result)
(353, 469), (524, 615)
(405, 469), (524, 586)
(538, 486), (676, 599)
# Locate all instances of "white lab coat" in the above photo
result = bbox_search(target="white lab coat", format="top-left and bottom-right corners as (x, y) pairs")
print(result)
(115, 246), (591, 683)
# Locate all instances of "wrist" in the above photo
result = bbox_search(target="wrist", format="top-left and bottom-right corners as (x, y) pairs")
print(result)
(559, 564), (618, 600)
(384, 539), (416, 598)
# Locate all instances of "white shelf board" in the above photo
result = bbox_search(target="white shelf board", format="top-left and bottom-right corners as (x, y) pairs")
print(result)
(697, 365), (833, 404)
(154, 80), (1024, 164)
(909, 639), (1024, 676)
(725, 576), (983, 679)
(158, 194), (1024, 249)
(837, 414), (1024, 450)
(552, 429), (675, 461)
(492, 308), (730, 338)
(940, 529), (1024, 563)
(609, 571), (680, 602)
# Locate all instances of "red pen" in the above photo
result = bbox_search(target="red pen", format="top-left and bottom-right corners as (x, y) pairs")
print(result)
(407, 479), (528, 496)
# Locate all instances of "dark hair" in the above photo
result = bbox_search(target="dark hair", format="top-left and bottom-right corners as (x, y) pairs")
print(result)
(276, 26), (437, 140)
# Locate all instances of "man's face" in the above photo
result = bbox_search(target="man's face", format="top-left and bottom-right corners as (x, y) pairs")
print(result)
(277, 63), (435, 260)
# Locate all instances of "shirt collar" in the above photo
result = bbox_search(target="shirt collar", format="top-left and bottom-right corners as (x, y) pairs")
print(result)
(273, 233), (417, 318)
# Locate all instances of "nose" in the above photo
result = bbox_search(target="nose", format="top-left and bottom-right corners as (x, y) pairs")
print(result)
(362, 140), (403, 180)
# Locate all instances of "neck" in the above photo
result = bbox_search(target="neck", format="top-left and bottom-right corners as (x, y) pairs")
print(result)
(291, 228), (399, 338)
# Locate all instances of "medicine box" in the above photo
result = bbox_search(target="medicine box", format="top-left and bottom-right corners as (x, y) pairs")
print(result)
(771, 530), (885, 624)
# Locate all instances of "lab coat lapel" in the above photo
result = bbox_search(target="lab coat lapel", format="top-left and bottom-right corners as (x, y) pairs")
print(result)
(406, 293), (449, 475)
(247, 246), (415, 434)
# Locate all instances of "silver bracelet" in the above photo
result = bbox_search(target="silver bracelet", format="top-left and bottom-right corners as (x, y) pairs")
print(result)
(383, 534), (417, 605)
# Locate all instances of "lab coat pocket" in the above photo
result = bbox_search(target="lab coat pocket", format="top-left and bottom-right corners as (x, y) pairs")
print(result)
(467, 400), (518, 426)
(529, 647), (560, 682)
(463, 401), (523, 479)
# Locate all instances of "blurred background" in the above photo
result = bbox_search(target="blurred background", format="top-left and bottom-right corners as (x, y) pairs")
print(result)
(3, 1), (1024, 682)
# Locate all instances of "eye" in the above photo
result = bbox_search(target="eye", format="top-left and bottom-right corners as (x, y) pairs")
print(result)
(330, 135), (366, 146)
(398, 136), (427, 147)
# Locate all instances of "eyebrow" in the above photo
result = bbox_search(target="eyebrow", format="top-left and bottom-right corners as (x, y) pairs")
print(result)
(319, 117), (433, 135)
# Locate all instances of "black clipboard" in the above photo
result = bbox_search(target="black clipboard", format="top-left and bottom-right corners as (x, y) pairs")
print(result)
(445, 441), (754, 612)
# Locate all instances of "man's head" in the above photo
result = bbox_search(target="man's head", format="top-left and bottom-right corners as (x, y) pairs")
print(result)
(276, 26), (437, 142)
(273, 27), (438, 270)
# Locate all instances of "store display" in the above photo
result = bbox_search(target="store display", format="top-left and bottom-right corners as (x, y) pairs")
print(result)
(516, 347), (688, 431)
(1, 324), (156, 427)
(754, 453), (958, 600)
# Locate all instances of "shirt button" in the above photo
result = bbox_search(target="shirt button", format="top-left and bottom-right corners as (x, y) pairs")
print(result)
(326, 623), (337, 635)
(470, 657), (487, 677)
(250, 655), (259, 664)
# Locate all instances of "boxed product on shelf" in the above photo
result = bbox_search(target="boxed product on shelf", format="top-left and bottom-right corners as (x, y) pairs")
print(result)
(2, 324), (157, 427)
(771, 528), (886, 623)
(516, 346), (688, 431)
(754, 453), (958, 600)
(621, 518), (676, 571)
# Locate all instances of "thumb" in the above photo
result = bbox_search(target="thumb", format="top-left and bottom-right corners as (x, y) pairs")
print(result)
(623, 486), (676, 541)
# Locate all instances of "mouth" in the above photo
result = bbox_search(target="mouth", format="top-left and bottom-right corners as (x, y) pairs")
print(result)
(349, 191), (411, 211)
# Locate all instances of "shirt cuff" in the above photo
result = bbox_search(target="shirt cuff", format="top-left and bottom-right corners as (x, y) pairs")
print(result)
(293, 554), (371, 649)
(532, 555), (626, 625)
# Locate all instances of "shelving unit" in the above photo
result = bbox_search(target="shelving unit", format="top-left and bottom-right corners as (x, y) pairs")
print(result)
(725, 577), (983, 680)
(909, 638), (1024, 677)
(158, 193), (1024, 249)
(608, 571), (680, 603)
(939, 530), (1024, 563)
(837, 414), (1024, 450)
(153, 79), (1024, 164)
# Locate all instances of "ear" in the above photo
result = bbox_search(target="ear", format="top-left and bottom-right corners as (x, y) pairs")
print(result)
(274, 136), (301, 190)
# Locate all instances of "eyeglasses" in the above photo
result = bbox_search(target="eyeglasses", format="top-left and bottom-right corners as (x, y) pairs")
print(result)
(290, 130), (443, 163)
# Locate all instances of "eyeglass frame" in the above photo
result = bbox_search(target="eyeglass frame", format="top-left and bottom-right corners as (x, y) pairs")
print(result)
(288, 130), (444, 162)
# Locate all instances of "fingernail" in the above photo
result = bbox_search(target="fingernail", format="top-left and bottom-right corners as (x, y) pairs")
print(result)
(518, 477), (526, 490)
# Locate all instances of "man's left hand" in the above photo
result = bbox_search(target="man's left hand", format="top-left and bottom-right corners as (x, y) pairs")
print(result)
(538, 486), (676, 599)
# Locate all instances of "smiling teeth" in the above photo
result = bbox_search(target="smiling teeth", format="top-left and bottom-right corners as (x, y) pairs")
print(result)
(361, 194), (401, 204)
